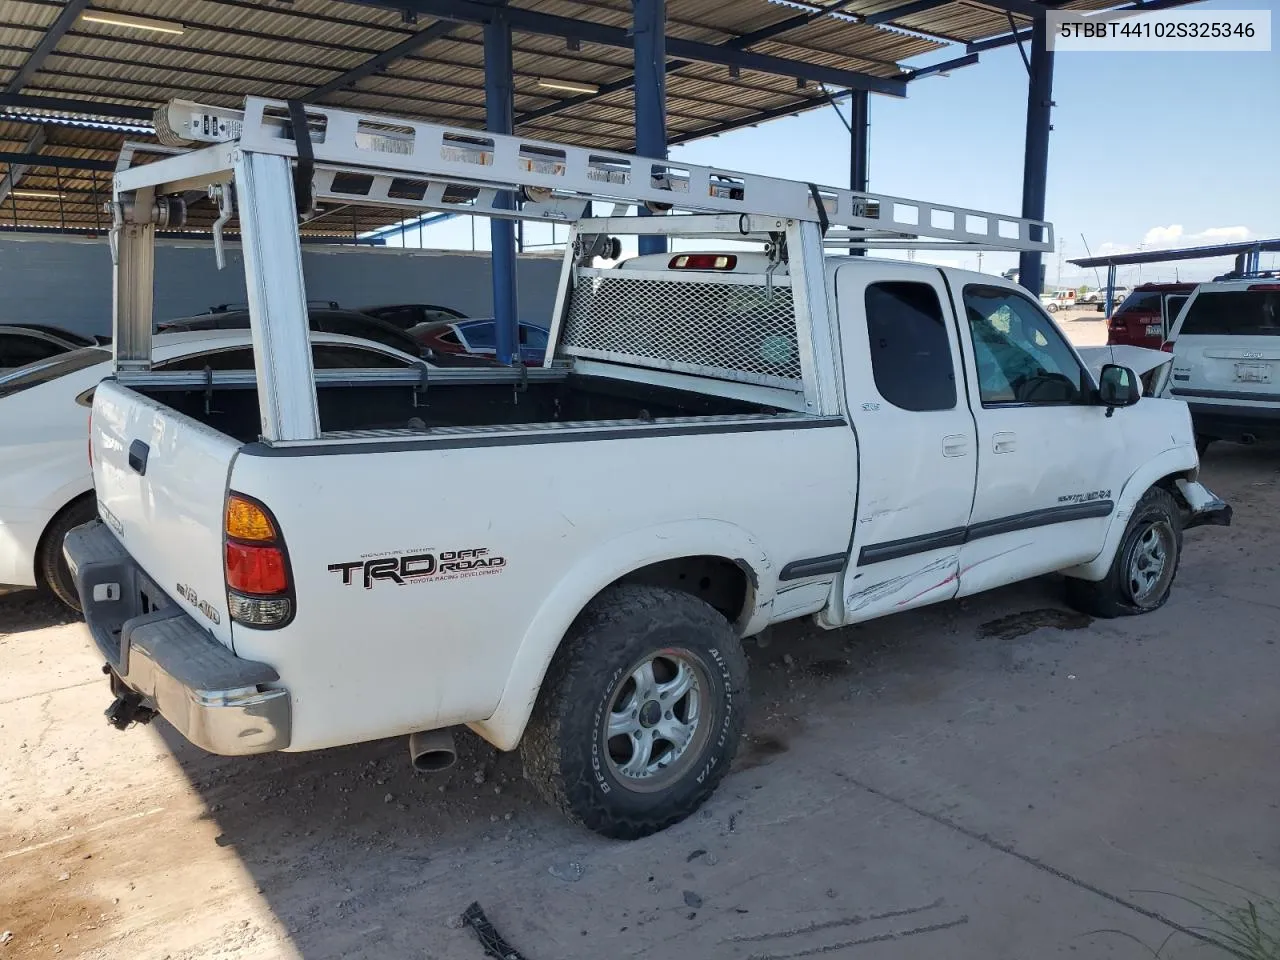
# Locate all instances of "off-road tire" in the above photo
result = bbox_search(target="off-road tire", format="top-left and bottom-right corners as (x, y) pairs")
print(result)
(1064, 486), (1182, 619)
(37, 495), (97, 612)
(520, 584), (749, 840)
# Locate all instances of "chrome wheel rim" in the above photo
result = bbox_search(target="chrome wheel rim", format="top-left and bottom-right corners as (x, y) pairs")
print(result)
(603, 649), (712, 793)
(1126, 519), (1176, 606)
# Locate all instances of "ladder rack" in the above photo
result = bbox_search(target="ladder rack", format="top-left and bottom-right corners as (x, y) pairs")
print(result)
(118, 97), (1054, 254)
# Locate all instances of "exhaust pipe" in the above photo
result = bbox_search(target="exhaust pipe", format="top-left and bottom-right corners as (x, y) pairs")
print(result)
(408, 729), (457, 773)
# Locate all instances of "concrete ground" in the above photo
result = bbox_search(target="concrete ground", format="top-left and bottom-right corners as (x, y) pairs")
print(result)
(3, 313), (1277, 960)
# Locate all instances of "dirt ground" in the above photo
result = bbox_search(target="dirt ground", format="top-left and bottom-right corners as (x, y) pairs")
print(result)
(3, 314), (1278, 960)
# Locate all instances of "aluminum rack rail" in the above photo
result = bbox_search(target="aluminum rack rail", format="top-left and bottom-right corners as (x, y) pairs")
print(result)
(117, 97), (1053, 254)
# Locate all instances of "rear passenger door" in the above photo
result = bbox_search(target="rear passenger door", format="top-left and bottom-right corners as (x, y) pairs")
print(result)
(837, 265), (978, 623)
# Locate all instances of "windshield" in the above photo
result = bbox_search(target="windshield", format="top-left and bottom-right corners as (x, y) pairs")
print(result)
(0, 347), (109, 399)
(1180, 290), (1280, 336)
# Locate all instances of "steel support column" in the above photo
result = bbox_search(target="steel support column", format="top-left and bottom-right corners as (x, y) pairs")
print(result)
(848, 90), (868, 256)
(1104, 263), (1117, 316)
(634, 0), (668, 256)
(485, 3), (519, 365)
(1017, 17), (1053, 297)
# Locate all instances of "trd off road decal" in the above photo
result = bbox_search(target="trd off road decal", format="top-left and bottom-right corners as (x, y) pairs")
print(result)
(327, 547), (506, 589)
(1058, 489), (1111, 505)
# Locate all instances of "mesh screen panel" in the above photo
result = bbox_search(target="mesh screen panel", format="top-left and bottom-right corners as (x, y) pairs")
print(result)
(560, 274), (803, 389)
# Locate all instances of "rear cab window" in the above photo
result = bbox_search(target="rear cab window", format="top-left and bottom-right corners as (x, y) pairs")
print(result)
(863, 282), (956, 411)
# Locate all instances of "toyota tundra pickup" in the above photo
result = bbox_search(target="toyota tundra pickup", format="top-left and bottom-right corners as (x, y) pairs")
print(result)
(65, 98), (1230, 838)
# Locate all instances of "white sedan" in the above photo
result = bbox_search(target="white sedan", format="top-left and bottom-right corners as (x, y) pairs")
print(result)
(0, 329), (426, 610)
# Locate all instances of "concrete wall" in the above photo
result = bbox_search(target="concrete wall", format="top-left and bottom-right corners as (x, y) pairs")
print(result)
(0, 236), (563, 339)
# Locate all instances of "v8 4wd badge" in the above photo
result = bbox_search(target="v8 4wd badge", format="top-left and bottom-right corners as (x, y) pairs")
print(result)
(328, 547), (506, 589)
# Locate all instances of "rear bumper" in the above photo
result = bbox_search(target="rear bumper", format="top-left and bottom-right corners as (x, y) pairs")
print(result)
(1184, 402), (1280, 443)
(63, 520), (290, 755)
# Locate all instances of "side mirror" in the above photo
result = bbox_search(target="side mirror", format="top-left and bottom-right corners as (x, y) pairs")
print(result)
(1098, 363), (1140, 415)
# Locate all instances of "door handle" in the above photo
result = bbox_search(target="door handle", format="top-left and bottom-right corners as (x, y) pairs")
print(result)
(128, 439), (149, 475)
(993, 432), (1017, 454)
(942, 434), (969, 457)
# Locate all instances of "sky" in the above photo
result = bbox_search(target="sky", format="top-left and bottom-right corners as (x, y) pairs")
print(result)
(383, 0), (1280, 291)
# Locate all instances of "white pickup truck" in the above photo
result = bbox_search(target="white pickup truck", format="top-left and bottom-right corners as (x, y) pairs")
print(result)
(65, 99), (1231, 838)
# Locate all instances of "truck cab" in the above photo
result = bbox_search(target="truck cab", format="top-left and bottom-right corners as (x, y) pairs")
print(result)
(64, 96), (1232, 840)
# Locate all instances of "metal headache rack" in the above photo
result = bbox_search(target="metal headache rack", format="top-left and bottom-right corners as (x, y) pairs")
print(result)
(111, 97), (1055, 443)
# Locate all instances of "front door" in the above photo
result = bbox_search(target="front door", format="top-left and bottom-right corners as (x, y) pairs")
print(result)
(836, 264), (978, 623)
(952, 282), (1127, 596)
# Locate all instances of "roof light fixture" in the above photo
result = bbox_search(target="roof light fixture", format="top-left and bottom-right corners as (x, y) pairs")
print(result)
(11, 189), (64, 199)
(537, 78), (599, 95)
(79, 11), (186, 35)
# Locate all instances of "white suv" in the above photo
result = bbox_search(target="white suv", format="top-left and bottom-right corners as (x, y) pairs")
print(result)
(1164, 279), (1280, 453)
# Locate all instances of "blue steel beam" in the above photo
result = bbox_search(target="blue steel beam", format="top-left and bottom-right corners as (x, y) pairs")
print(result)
(1017, 16), (1053, 297)
(903, 52), (980, 80)
(634, 0), (667, 257)
(485, 1), (518, 366)
(303, 20), (456, 102)
(0, 92), (153, 121)
(4, 0), (91, 95)
(341, 0), (907, 96)
(848, 89), (868, 257)
(0, 150), (112, 172)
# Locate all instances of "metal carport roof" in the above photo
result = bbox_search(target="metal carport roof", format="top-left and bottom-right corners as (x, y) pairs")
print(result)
(0, 0), (1196, 235)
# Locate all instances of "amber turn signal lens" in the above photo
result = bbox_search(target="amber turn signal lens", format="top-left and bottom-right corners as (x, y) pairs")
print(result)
(226, 495), (276, 542)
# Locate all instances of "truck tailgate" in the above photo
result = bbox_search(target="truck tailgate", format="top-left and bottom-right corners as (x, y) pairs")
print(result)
(92, 380), (240, 648)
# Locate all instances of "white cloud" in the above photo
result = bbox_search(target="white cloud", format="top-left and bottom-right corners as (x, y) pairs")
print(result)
(1142, 224), (1184, 247)
(1194, 226), (1252, 243)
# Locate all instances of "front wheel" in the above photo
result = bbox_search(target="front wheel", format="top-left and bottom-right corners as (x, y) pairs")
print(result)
(1064, 486), (1182, 618)
(520, 585), (748, 839)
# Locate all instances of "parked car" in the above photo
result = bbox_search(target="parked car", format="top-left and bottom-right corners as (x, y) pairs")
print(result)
(412, 317), (552, 366)
(157, 307), (426, 359)
(0, 330), (425, 610)
(0, 324), (86, 370)
(7, 324), (106, 347)
(1105, 282), (1197, 349)
(1038, 289), (1076, 312)
(1162, 279), (1280, 453)
(359, 303), (470, 330)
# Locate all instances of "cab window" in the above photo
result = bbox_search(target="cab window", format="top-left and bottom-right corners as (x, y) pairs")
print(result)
(964, 285), (1086, 405)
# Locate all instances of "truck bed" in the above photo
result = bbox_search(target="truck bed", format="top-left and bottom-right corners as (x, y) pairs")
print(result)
(133, 371), (777, 443)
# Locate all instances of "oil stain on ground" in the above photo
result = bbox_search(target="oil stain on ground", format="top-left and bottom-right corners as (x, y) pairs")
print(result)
(736, 734), (790, 770)
(978, 608), (1092, 641)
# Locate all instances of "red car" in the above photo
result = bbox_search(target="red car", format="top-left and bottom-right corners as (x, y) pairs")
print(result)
(1106, 282), (1197, 349)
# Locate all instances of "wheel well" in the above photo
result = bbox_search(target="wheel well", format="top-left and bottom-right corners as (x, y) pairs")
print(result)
(34, 492), (95, 582)
(612, 555), (753, 628)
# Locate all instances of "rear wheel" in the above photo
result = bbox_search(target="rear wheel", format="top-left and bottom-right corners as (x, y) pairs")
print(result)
(520, 585), (748, 839)
(1065, 486), (1182, 618)
(37, 495), (97, 612)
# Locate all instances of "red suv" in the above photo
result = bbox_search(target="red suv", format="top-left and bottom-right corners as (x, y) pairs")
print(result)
(1106, 282), (1197, 349)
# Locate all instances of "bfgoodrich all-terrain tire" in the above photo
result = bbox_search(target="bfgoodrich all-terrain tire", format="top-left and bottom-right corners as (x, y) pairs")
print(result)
(37, 495), (97, 612)
(520, 584), (749, 839)
(1064, 486), (1183, 619)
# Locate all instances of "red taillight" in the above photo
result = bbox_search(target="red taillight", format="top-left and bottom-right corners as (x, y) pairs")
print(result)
(224, 492), (293, 627)
(1248, 283), (1280, 291)
(225, 542), (289, 594)
(87, 408), (93, 468)
(1160, 340), (1175, 353)
(668, 254), (737, 270)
